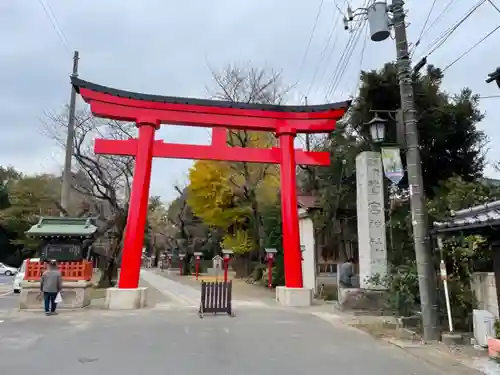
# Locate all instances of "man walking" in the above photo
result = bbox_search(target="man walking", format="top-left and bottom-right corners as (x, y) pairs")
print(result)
(40, 260), (62, 316)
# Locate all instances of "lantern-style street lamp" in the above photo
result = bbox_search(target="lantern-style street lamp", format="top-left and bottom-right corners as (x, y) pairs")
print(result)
(265, 248), (278, 289)
(365, 113), (387, 143)
(193, 251), (203, 280)
(486, 67), (500, 89)
(222, 249), (234, 283)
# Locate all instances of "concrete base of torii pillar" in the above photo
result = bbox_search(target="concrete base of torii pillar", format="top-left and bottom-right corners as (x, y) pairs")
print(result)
(104, 287), (149, 310)
(276, 287), (313, 307)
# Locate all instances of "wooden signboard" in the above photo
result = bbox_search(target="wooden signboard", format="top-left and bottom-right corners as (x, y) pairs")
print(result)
(41, 241), (83, 262)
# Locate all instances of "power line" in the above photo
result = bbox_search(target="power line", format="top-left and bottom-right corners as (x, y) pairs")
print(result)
(325, 18), (367, 101)
(37, 0), (71, 53)
(419, 0), (486, 59)
(488, 0), (500, 13)
(297, 0), (325, 82)
(308, 19), (343, 100)
(304, 7), (342, 98)
(323, 0), (371, 101)
(442, 24), (500, 72)
(323, 21), (363, 99)
(418, 0), (459, 42)
(411, 0), (438, 58)
(479, 95), (500, 98)
(350, 24), (369, 98)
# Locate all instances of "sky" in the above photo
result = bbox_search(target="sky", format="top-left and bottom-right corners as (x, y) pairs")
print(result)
(1, 0), (500, 203)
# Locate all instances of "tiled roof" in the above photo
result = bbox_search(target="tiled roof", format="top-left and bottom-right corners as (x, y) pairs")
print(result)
(433, 200), (500, 233)
(26, 217), (98, 237)
(297, 195), (321, 209)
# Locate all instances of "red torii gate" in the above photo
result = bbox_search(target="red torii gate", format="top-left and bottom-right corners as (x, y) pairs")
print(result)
(72, 78), (349, 291)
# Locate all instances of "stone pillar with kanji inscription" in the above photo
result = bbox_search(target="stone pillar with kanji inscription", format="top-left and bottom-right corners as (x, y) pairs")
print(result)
(356, 151), (387, 289)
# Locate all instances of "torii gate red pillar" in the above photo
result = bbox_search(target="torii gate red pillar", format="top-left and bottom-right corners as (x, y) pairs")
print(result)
(72, 77), (350, 291)
(119, 121), (158, 288)
(278, 128), (302, 288)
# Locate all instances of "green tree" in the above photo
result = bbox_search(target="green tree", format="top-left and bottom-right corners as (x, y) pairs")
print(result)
(348, 63), (486, 197)
(0, 173), (61, 262)
(187, 64), (289, 276)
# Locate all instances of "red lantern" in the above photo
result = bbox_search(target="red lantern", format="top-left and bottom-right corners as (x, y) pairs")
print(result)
(193, 252), (203, 280)
(222, 249), (234, 282)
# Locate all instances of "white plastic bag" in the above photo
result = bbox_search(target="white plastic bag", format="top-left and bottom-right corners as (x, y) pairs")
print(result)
(55, 292), (63, 304)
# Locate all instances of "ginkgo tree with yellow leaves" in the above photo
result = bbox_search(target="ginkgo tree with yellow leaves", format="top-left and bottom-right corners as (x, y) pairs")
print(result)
(187, 65), (289, 275)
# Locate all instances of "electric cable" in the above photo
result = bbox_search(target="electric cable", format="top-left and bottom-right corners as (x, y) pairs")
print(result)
(442, 24), (500, 72)
(37, 0), (71, 54)
(411, 0), (438, 58)
(350, 24), (369, 98)
(488, 0), (500, 13)
(416, 0), (459, 46)
(308, 21), (343, 101)
(304, 7), (342, 99)
(322, 23), (362, 100)
(322, 0), (370, 101)
(418, 0), (486, 60)
(297, 0), (325, 82)
(325, 18), (367, 101)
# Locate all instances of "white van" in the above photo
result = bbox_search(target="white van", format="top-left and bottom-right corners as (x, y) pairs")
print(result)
(13, 258), (40, 293)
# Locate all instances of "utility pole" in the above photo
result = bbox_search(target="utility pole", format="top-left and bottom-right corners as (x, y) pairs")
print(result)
(392, 0), (438, 341)
(344, 1), (439, 341)
(61, 50), (79, 215)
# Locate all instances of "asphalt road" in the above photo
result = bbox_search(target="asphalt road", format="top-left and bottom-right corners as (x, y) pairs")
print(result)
(0, 306), (467, 375)
(0, 292), (18, 310)
(0, 275), (14, 285)
(0, 275), (18, 311)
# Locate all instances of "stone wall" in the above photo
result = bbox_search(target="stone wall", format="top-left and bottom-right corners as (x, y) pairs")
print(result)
(471, 272), (498, 318)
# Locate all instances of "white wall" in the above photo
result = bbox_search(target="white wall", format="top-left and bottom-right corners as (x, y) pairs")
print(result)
(471, 272), (499, 318)
(299, 208), (316, 293)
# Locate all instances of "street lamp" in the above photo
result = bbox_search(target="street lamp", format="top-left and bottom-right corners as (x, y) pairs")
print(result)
(193, 251), (203, 280)
(365, 114), (387, 143)
(222, 249), (234, 283)
(486, 67), (500, 89)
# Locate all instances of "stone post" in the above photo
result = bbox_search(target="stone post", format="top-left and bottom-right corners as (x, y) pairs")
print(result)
(356, 151), (387, 289)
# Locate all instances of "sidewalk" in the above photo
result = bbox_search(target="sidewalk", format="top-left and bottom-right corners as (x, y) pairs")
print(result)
(152, 269), (277, 301)
(140, 269), (273, 308)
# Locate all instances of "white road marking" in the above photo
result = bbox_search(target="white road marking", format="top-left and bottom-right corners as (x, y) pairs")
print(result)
(0, 290), (13, 297)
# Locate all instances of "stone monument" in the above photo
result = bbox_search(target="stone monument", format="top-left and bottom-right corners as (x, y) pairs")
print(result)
(338, 152), (388, 311)
(207, 255), (223, 276)
(356, 151), (387, 288)
(19, 217), (97, 310)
